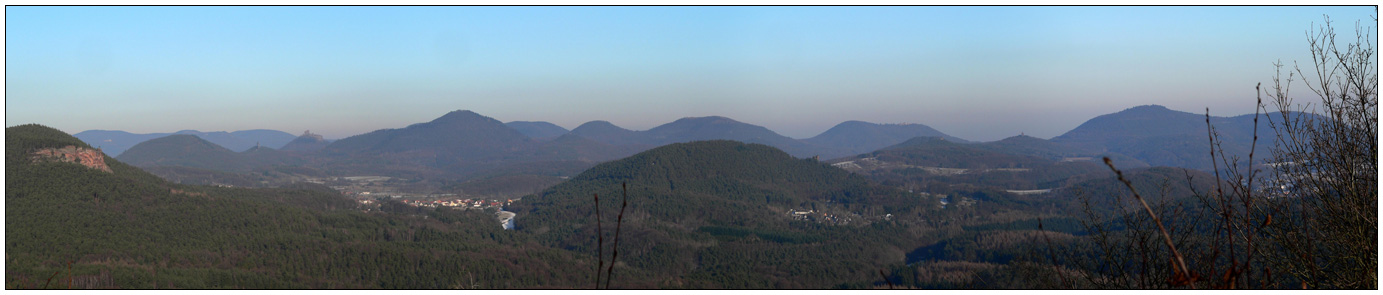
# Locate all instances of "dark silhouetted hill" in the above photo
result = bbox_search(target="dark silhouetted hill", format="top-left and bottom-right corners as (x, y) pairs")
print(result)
(116, 134), (255, 172)
(315, 110), (630, 181)
(323, 110), (529, 156)
(74, 129), (296, 156)
(505, 121), (569, 140)
(1050, 105), (1264, 170)
(72, 130), (167, 157)
(568, 120), (651, 146)
(805, 120), (969, 158)
(569, 116), (836, 158)
(643, 116), (827, 157)
(510, 140), (926, 288)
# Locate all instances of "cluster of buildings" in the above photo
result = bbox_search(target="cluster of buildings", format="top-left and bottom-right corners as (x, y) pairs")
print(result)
(785, 209), (853, 224)
(353, 197), (519, 230)
(365, 198), (515, 209)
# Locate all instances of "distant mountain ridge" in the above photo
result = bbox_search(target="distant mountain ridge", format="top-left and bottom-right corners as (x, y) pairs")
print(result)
(115, 134), (307, 172)
(74, 129), (296, 156)
(568, 116), (847, 158)
(76, 105), (1281, 185)
(323, 110), (530, 155)
(115, 134), (254, 171)
(805, 120), (969, 158)
(1051, 104), (1266, 170)
(644, 116), (827, 157)
(311, 110), (696, 181)
(505, 121), (569, 140)
(568, 120), (653, 146)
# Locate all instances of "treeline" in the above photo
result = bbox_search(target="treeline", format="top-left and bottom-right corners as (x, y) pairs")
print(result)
(7, 124), (600, 289)
(8, 125), (1251, 289)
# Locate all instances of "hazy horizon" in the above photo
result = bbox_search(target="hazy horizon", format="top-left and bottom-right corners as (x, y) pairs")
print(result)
(6, 6), (1375, 141)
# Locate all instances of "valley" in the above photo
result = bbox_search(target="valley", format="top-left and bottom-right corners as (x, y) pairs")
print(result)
(7, 104), (1266, 289)
(10, 6), (1373, 289)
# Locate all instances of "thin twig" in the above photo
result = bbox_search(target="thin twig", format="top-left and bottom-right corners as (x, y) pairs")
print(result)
(594, 193), (603, 289)
(1242, 85), (1264, 288)
(604, 182), (629, 289)
(42, 270), (60, 289)
(1104, 157), (1195, 288)
(879, 269), (895, 289)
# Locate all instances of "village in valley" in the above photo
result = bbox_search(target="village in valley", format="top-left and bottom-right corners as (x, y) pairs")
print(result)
(304, 175), (519, 229)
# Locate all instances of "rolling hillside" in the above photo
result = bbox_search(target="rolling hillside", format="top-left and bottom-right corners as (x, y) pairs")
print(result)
(805, 120), (968, 158)
(7, 124), (594, 289)
(115, 134), (256, 172)
(505, 121), (570, 140)
(509, 140), (930, 288)
(74, 129), (297, 156)
(1051, 105), (1264, 170)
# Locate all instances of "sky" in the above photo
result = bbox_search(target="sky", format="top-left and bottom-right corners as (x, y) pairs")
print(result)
(5, 6), (1377, 141)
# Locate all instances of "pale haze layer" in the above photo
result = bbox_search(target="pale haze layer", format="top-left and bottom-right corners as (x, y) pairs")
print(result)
(6, 6), (1375, 141)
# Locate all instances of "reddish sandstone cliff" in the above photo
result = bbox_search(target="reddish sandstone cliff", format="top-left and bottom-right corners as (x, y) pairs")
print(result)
(31, 145), (112, 173)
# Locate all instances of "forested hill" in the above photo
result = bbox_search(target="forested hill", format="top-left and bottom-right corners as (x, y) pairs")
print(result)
(7, 124), (593, 289)
(509, 140), (933, 288)
(8, 124), (164, 183)
(805, 120), (969, 158)
(321, 110), (531, 156)
(505, 121), (570, 140)
(115, 134), (254, 171)
(73, 129), (297, 157)
(515, 140), (918, 228)
(1050, 105), (1265, 170)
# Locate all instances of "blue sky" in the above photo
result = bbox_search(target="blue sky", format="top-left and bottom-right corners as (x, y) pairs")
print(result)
(5, 6), (1376, 141)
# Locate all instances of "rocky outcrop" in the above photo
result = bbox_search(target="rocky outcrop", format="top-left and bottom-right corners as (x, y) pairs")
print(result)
(279, 130), (331, 152)
(31, 145), (112, 173)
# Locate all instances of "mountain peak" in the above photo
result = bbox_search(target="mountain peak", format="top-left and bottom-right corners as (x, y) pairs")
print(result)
(572, 120), (630, 132)
(116, 134), (253, 171)
(1052, 104), (1262, 170)
(1121, 105), (1172, 113)
(569, 121), (648, 146)
(671, 116), (738, 125)
(804, 120), (967, 158)
(323, 109), (527, 157)
(998, 134), (1043, 142)
(429, 110), (489, 124)
(655, 116), (757, 132)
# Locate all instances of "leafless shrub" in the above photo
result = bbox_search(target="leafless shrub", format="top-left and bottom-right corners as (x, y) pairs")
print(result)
(1057, 15), (1375, 290)
(1257, 15), (1377, 289)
